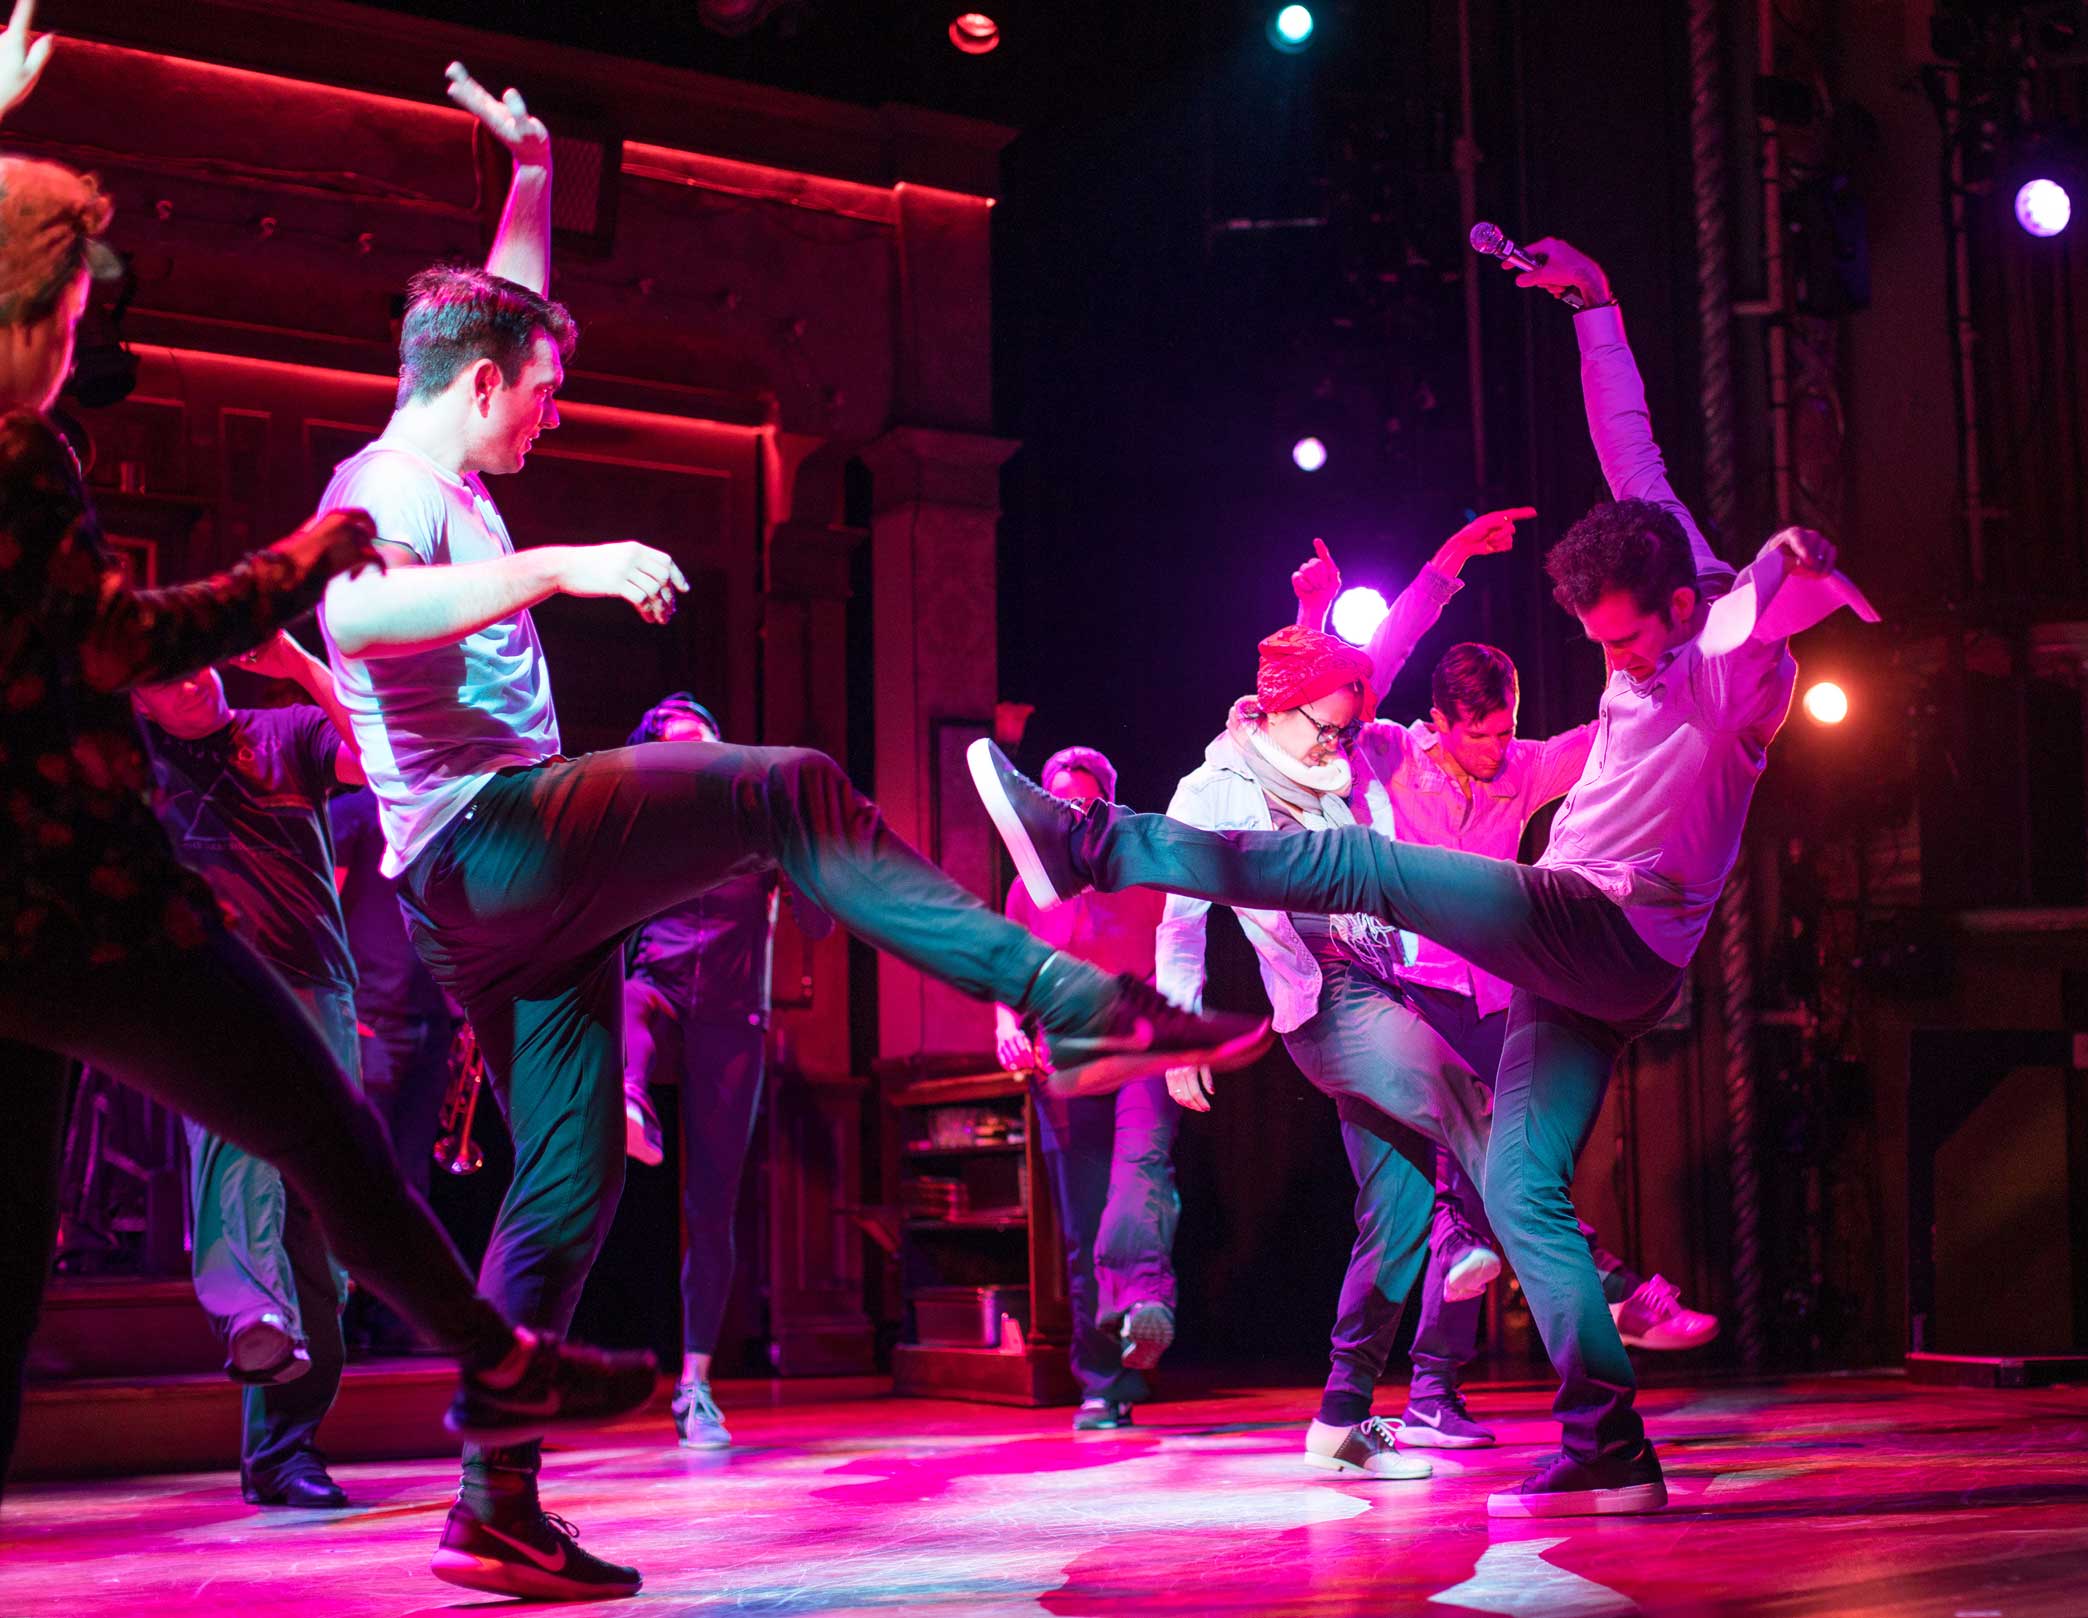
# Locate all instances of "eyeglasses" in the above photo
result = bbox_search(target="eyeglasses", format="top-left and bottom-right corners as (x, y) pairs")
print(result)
(1296, 699), (1365, 751)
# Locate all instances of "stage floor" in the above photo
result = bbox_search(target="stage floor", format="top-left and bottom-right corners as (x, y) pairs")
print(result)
(4, 1372), (2087, 1616)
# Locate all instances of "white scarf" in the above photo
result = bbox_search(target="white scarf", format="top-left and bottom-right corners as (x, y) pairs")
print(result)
(1225, 698), (1356, 829)
(1220, 699), (1406, 975)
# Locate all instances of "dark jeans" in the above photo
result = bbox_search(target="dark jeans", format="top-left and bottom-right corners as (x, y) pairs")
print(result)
(0, 929), (513, 1496)
(1088, 813), (1684, 1463)
(623, 982), (767, 1359)
(186, 981), (359, 1489)
(1031, 1073), (1180, 1403)
(1398, 982), (1641, 1407)
(398, 745), (1067, 1477)
(360, 1011), (454, 1202)
(1279, 963), (1490, 1419)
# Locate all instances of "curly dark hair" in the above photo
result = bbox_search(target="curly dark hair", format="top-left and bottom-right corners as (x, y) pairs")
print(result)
(1431, 643), (1518, 724)
(1545, 498), (1697, 617)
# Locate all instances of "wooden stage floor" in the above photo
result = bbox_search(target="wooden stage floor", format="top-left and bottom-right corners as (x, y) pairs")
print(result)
(4, 1372), (2086, 1616)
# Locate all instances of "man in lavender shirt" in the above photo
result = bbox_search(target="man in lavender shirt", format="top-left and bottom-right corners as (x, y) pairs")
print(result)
(1288, 543), (1720, 1455)
(971, 236), (1870, 1518)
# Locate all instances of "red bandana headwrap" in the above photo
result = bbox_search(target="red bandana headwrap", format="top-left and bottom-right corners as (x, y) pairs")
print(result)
(1255, 624), (1374, 715)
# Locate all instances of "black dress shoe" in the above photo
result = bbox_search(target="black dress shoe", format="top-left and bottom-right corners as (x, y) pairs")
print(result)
(243, 1469), (350, 1509)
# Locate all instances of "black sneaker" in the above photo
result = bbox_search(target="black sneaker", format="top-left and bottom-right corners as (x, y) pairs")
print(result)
(1119, 1301), (1175, 1372)
(445, 1330), (659, 1446)
(242, 1465), (349, 1508)
(968, 738), (1095, 906)
(1073, 1398), (1133, 1431)
(1039, 972), (1273, 1099)
(430, 1501), (642, 1600)
(1487, 1445), (1667, 1518)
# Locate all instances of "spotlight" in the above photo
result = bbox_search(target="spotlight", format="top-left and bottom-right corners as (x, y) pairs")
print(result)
(2014, 176), (2072, 237)
(1802, 680), (1849, 725)
(1291, 435), (1328, 473)
(1269, 5), (1314, 52)
(1331, 586), (1389, 648)
(948, 12), (1000, 54)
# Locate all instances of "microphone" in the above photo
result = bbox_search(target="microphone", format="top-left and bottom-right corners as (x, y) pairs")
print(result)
(1469, 221), (1586, 311)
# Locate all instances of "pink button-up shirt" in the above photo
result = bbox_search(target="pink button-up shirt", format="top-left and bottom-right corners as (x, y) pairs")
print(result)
(1329, 533), (1595, 1017)
(1350, 719), (1594, 1015)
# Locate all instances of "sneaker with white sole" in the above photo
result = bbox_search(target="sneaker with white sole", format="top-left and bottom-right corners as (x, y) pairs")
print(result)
(1073, 1398), (1133, 1431)
(430, 1500), (642, 1600)
(1304, 1416), (1432, 1480)
(672, 1378), (732, 1448)
(1486, 1445), (1667, 1518)
(1610, 1274), (1720, 1351)
(1396, 1391), (1495, 1448)
(1119, 1301), (1175, 1372)
(1442, 1243), (1503, 1303)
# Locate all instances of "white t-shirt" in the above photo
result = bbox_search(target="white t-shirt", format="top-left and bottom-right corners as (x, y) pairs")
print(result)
(317, 439), (560, 877)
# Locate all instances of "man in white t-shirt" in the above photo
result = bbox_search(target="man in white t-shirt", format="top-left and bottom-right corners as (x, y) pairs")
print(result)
(316, 66), (1270, 1603)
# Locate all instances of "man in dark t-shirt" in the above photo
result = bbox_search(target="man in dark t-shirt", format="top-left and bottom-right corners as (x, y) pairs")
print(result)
(133, 634), (363, 1509)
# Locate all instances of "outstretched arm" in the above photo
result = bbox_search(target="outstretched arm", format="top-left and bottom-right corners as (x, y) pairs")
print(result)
(324, 540), (687, 659)
(0, 415), (381, 689)
(447, 62), (553, 295)
(1518, 238), (1733, 601)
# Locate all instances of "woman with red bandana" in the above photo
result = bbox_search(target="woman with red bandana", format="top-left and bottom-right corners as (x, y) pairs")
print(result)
(1150, 521), (1531, 1482)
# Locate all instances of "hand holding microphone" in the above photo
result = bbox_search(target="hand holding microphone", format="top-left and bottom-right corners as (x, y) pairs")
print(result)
(1470, 225), (1614, 312)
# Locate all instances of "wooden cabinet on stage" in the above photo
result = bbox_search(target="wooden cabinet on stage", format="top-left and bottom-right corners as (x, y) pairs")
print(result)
(761, 1061), (878, 1376)
(880, 1059), (1079, 1406)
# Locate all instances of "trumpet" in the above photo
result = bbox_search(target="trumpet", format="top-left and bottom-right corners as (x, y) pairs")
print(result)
(433, 1020), (488, 1177)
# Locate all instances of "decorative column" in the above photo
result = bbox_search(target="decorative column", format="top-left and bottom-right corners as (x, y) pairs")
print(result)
(858, 425), (1019, 1059)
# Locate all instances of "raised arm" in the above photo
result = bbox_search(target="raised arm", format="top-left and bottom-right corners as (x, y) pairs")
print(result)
(1517, 238), (1733, 601)
(1362, 509), (1536, 706)
(447, 62), (553, 295)
(0, 0), (53, 124)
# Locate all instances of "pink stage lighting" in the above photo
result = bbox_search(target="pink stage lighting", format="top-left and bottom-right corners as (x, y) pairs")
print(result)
(1291, 435), (1328, 473)
(1331, 586), (1389, 648)
(949, 13), (1001, 54)
(2015, 177), (2072, 237)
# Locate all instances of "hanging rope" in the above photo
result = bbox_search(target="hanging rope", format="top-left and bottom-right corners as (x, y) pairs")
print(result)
(1688, 0), (1766, 1373)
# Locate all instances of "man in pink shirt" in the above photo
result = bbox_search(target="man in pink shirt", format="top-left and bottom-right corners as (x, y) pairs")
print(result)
(995, 747), (1177, 1431)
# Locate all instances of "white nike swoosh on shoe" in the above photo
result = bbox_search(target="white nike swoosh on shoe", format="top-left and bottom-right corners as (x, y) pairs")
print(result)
(476, 1523), (569, 1575)
(967, 739), (1063, 907)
